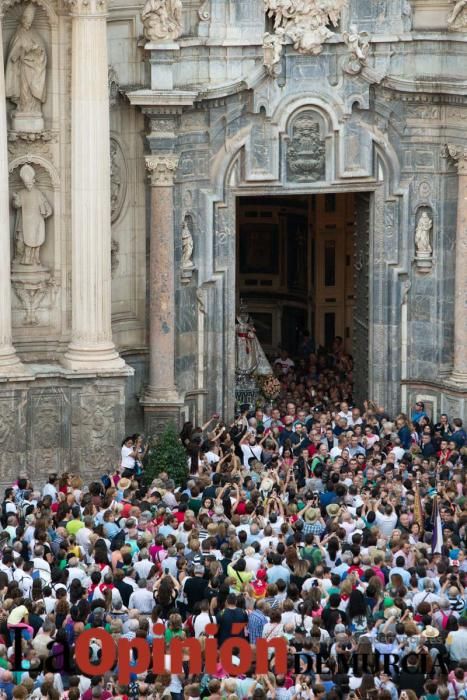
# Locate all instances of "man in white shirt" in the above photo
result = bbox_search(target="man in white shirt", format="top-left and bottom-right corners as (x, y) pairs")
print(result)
(337, 402), (354, 427)
(32, 545), (51, 584)
(374, 504), (398, 538)
(13, 559), (34, 597)
(274, 350), (295, 375)
(66, 557), (89, 589)
(134, 550), (156, 580)
(75, 515), (94, 560)
(128, 579), (154, 613)
(41, 474), (58, 503)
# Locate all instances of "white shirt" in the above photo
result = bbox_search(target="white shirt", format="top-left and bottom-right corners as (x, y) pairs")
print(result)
(121, 445), (135, 471)
(274, 357), (295, 374)
(374, 510), (398, 538)
(134, 559), (155, 579)
(129, 587), (154, 613)
(338, 410), (354, 427)
(42, 483), (58, 503)
(240, 443), (262, 468)
(13, 569), (33, 597)
(193, 611), (214, 638)
(32, 557), (51, 584)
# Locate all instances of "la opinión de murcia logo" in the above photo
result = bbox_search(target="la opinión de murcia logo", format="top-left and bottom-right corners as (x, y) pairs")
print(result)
(10, 624), (449, 684)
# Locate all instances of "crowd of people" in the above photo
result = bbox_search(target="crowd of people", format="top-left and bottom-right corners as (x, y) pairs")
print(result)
(0, 338), (466, 700)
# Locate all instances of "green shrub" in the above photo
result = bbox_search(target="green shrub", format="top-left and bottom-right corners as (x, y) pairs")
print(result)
(144, 423), (188, 487)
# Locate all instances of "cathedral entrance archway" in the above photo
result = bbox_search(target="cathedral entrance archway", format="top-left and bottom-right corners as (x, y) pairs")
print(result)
(235, 191), (371, 406)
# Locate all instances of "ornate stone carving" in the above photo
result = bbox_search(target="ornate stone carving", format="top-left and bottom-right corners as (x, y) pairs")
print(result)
(11, 273), (57, 325)
(448, 0), (467, 30)
(342, 25), (370, 76)
(65, 0), (108, 15)
(263, 30), (285, 77)
(11, 164), (52, 267)
(198, 0), (210, 21)
(79, 393), (117, 473)
(108, 65), (119, 108)
(141, 0), (182, 42)
(414, 210), (433, 273)
(287, 113), (325, 182)
(145, 154), (179, 186)
(111, 238), (120, 277)
(5, 4), (47, 133)
(110, 138), (127, 223)
(264, 0), (347, 56)
(442, 143), (467, 174)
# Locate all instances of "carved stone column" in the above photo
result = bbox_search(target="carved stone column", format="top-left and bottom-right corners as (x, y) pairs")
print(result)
(63, 0), (124, 371)
(0, 7), (25, 375)
(141, 154), (182, 432)
(444, 145), (467, 385)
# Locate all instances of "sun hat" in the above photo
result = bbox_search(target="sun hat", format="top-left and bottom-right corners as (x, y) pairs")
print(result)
(423, 625), (439, 638)
(326, 504), (340, 517)
(304, 507), (319, 524)
(117, 478), (131, 491)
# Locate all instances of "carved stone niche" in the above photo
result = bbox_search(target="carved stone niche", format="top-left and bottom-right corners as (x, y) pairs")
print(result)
(414, 206), (434, 274)
(286, 111), (326, 183)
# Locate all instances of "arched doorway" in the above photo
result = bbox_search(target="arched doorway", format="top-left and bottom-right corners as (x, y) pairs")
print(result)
(236, 191), (371, 404)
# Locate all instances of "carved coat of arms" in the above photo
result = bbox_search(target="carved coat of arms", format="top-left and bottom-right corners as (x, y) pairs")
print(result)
(287, 114), (325, 182)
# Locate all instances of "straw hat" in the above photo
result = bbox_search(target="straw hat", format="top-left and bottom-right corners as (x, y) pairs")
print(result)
(326, 504), (340, 517)
(117, 478), (131, 491)
(423, 625), (439, 639)
(304, 507), (319, 524)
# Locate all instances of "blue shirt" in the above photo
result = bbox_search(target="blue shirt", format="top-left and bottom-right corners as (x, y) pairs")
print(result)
(267, 564), (291, 584)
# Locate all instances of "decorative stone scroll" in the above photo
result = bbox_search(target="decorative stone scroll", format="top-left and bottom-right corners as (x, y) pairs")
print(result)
(448, 0), (467, 31)
(442, 143), (467, 173)
(141, 0), (182, 42)
(342, 26), (370, 76)
(263, 0), (348, 67)
(287, 112), (325, 183)
(145, 154), (179, 186)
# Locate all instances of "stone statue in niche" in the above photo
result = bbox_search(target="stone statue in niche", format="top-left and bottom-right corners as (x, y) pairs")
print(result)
(12, 164), (52, 267)
(5, 4), (47, 133)
(415, 212), (432, 255)
(415, 211), (433, 273)
(448, 0), (467, 30)
(181, 220), (194, 269)
(141, 0), (183, 42)
(287, 114), (325, 182)
(181, 218), (194, 283)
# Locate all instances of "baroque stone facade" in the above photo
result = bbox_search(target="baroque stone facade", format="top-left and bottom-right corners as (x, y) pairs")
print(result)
(1, 0), (467, 481)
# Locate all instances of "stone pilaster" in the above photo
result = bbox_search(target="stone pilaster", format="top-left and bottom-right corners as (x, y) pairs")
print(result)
(63, 0), (125, 371)
(0, 7), (25, 375)
(444, 144), (467, 385)
(141, 154), (183, 433)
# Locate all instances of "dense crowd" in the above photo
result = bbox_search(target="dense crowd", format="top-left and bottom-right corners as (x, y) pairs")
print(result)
(0, 338), (466, 700)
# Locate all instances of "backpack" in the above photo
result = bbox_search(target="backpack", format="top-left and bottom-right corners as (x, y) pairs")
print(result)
(110, 529), (126, 552)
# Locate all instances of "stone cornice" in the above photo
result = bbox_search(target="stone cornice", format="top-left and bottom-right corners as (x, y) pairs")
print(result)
(65, 0), (107, 17)
(442, 144), (467, 174)
(145, 154), (179, 186)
